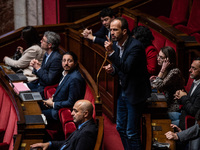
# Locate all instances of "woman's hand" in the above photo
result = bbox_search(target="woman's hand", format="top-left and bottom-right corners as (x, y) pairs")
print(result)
(160, 58), (170, 73)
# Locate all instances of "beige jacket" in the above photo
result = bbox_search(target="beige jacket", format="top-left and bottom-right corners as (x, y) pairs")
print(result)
(4, 45), (45, 82)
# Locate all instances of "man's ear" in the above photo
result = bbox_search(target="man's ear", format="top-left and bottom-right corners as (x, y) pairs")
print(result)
(123, 29), (127, 35)
(48, 43), (52, 49)
(83, 111), (89, 118)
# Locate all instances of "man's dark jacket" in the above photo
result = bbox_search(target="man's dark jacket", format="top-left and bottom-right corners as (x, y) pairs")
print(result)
(50, 119), (98, 150)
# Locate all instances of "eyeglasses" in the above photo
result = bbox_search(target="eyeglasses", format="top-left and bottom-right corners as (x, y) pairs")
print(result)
(41, 38), (48, 43)
(157, 55), (165, 60)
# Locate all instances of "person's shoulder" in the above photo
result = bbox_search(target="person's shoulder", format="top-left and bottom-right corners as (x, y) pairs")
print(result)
(52, 51), (62, 58)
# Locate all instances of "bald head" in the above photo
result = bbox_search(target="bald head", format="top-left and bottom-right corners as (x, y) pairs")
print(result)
(71, 100), (94, 125)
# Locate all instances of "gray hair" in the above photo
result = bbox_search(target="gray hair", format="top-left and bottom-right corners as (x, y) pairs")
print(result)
(44, 31), (60, 51)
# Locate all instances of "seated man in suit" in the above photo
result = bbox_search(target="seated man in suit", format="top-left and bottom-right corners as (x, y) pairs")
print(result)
(174, 57), (200, 130)
(82, 7), (115, 47)
(165, 109), (200, 150)
(30, 100), (98, 150)
(27, 31), (63, 98)
(40, 51), (86, 121)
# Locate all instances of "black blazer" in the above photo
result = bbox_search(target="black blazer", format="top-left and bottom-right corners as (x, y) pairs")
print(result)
(109, 36), (151, 105)
(49, 69), (86, 120)
(33, 51), (63, 86)
(93, 25), (109, 47)
(179, 83), (200, 129)
(50, 119), (98, 150)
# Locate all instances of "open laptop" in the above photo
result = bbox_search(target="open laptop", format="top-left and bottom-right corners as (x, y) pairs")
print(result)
(7, 73), (27, 82)
(19, 92), (43, 101)
(9, 80), (42, 101)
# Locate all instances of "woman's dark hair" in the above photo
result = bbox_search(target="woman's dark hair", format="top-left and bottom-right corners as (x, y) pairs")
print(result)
(21, 26), (40, 47)
(132, 26), (154, 48)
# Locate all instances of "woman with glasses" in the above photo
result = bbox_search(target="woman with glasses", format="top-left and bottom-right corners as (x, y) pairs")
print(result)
(150, 46), (185, 126)
(3, 26), (45, 82)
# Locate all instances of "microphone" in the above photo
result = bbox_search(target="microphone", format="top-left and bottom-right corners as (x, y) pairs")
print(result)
(96, 51), (108, 103)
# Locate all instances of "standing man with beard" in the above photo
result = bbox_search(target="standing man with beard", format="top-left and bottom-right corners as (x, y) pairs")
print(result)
(103, 17), (151, 150)
(27, 31), (63, 98)
(82, 7), (115, 47)
(40, 51), (86, 121)
(174, 57), (200, 130)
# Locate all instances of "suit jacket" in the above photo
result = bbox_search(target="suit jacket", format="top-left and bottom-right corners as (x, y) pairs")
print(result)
(50, 68), (86, 120)
(4, 45), (45, 82)
(50, 119), (98, 150)
(93, 25), (109, 47)
(33, 51), (63, 87)
(109, 36), (151, 105)
(177, 123), (200, 150)
(179, 83), (200, 129)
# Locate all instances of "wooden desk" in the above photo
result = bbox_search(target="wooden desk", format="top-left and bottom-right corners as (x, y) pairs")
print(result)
(145, 101), (168, 119)
(0, 67), (45, 148)
(22, 101), (45, 139)
(152, 119), (175, 150)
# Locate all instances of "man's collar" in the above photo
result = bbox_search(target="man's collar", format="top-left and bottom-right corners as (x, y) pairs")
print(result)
(193, 79), (200, 85)
(116, 36), (128, 49)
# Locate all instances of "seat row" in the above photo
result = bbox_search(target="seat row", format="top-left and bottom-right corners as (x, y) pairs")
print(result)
(158, 0), (200, 42)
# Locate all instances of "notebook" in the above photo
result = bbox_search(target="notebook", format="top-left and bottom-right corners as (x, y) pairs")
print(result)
(10, 82), (31, 95)
(7, 73), (27, 82)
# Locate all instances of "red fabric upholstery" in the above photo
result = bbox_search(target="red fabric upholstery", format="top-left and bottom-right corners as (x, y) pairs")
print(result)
(44, 84), (58, 99)
(121, 14), (136, 32)
(59, 108), (76, 139)
(165, 39), (177, 52)
(185, 115), (195, 129)
(185, 77), (194, 93)
(44, 82), (97, 140)
(158, 0), (190, 26)
(151, 29), (166, 51)
(175, 0), (200, 35)
(0, 85), (18, 150)
(84, 84), (96, 119)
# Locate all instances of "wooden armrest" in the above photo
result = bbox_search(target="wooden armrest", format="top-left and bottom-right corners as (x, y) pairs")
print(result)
(94, 116), (104, 150)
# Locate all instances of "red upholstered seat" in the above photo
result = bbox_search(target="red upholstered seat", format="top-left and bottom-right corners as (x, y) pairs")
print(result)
(158, 0), (190, 26)
(184, 77), (194, 93)
(121, 14), (136, 32)
(165, 39), (177, 52)
(185, 115), (195, 129)
(150, 29), (166, 51)
(175, 0), (200, 35)
(0, 85), (18, 150)
(44, 82), (96, 140)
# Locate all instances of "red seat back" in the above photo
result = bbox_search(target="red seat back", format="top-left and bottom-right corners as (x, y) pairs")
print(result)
(186, 0), (200, 33)
(185, 77), (194, 93)
(158, 0), (190, 26)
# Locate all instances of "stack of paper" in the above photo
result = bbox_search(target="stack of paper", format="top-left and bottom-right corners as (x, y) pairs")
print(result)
(10, 82), (30, 95)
